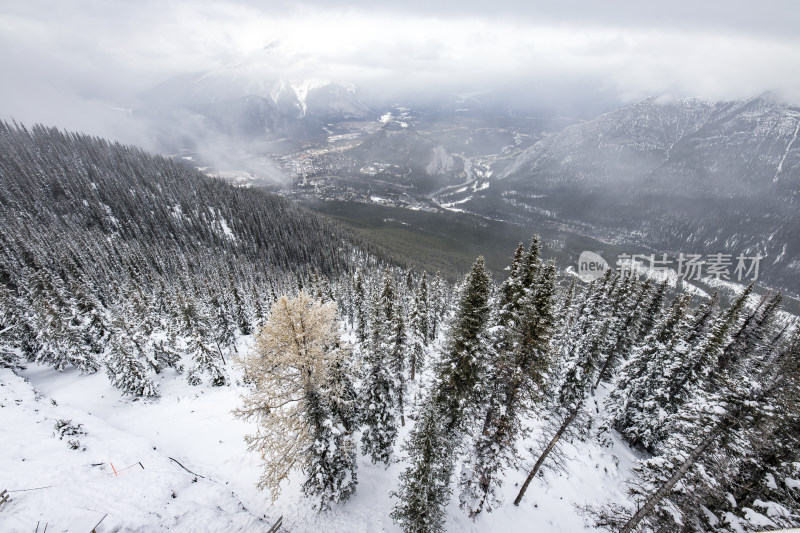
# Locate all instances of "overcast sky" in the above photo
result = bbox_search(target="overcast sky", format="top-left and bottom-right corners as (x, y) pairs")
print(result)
(1, 0), (799, 141)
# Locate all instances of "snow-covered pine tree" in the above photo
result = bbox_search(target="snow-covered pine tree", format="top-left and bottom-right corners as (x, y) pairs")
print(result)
(417, 272), (430, 343)
(684, 291), (719, 346)
(152, 337), (182, 372)
(180, 293), (227, 386)
(185, 330), (227, 386)
(514, 274), (604, 506)
(0, 284), (22, 369)
(550, 276), (582, 369)
(325, 340), (359, 434)
(718, 330), (800, 531)
(496, 242), (526, 333)
(303, 386), (358, 510)
(429, 271), (446, 342)
(390, 298), (409, 425)
(594, 273), (644, 388)
(433, 257), (492, 428)
(105, 315), (159, 397)
(714, 291), (781, 378)
(353, 270), (368, 343)
(611, 317), (797, 533)
(210, 292), (238, 355)
(605, 294), (692, 451)
(460, 257), (557, 517)
(635, 278), (669, 344)
(71, 279), (110, 356)
(360, 271), (399, 464)
(234, 291), (357, 508)
(393, 257), (492, 533)
(251, 282), (267, 329)
(518, 236), (541, 293)
(230, 282), (253, 336)
(28, 270), (99, 373)
(3, 277), (41, 363)
(663, 284), (753, 416)
(407, 275), (429, 380)
(391, 400), (456, 533)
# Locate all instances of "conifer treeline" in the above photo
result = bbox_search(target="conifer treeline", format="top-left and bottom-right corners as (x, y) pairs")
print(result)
(0, 121), (389, 389)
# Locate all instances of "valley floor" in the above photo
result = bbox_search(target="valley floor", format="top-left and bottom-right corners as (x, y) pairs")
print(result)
(0, 340), (640, 533)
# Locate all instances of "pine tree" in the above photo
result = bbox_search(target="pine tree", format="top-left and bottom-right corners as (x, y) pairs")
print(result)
(234, 292), (357, 507)
(664, 284), (753, 414)
(0, 285), (22, 369)
(434, 257), (492, 427)
(185, 330), (227, 386)
(605, 294), (692, 450)
(514, 275), (602, 506)
(416, 272), (429, 343)
(393, 257), (492, 532)
(28, 270), (99, 373)
(71, 280), (110, 356)
(519, 236), (541, 292)
(460, 255), (557, 517)
(391, 401), (456, 533)
(152, 337), (182, 372)
(302, 387), (358, 509)
(325, 341), (359, 434)
(210, 292), (238, 355)
(635, 279), (669, 344)
(429, 271), (446, 341)
(231, 283), (252, 335)
(390, 301), (409, 425)
(720, 330), (800, 531)
(612, 327), (798, 533)
(105, 316), (159, 397)
(594, 273), (643, 388)
(353, 270), (368, 343)
(360, 272), (399, 464)
(684, 291), (719, 346)
(407, 279), (428, 381)
(715, 291), (781, 377)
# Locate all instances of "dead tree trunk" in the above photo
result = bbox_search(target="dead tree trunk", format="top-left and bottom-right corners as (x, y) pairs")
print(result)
(514, 407), (579, 506)
(618, 418), (733, 533)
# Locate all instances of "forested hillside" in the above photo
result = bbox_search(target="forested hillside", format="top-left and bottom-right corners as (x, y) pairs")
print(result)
(0, 121), (384, 388)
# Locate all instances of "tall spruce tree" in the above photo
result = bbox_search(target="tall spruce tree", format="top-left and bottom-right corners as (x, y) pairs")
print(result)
(407, 276), (429, 381)
(514, 272), (605, 506)
(664, 284), (753, 415)
(460, 254), (557, 517)
(392, 257), (492, 533)
(594, 273), (644, 388)
(360, 272), (399, 464)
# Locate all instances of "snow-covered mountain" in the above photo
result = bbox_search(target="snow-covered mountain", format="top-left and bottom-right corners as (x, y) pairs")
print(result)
(459, 94), (800, 295)
(501, 94), (800, 194)
(142, 71), (370, 121)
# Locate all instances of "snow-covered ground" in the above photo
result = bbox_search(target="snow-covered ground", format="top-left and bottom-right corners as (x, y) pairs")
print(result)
(1, 346), (641, 532)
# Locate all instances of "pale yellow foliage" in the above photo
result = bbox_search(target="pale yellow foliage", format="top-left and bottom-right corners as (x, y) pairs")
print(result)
(234, 291), (346, 499)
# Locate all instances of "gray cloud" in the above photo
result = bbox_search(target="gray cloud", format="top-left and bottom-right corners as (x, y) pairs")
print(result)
(1, 0), (799, 140)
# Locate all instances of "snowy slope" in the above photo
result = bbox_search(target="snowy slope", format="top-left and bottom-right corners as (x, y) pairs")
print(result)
(0, 341), (642, 532)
